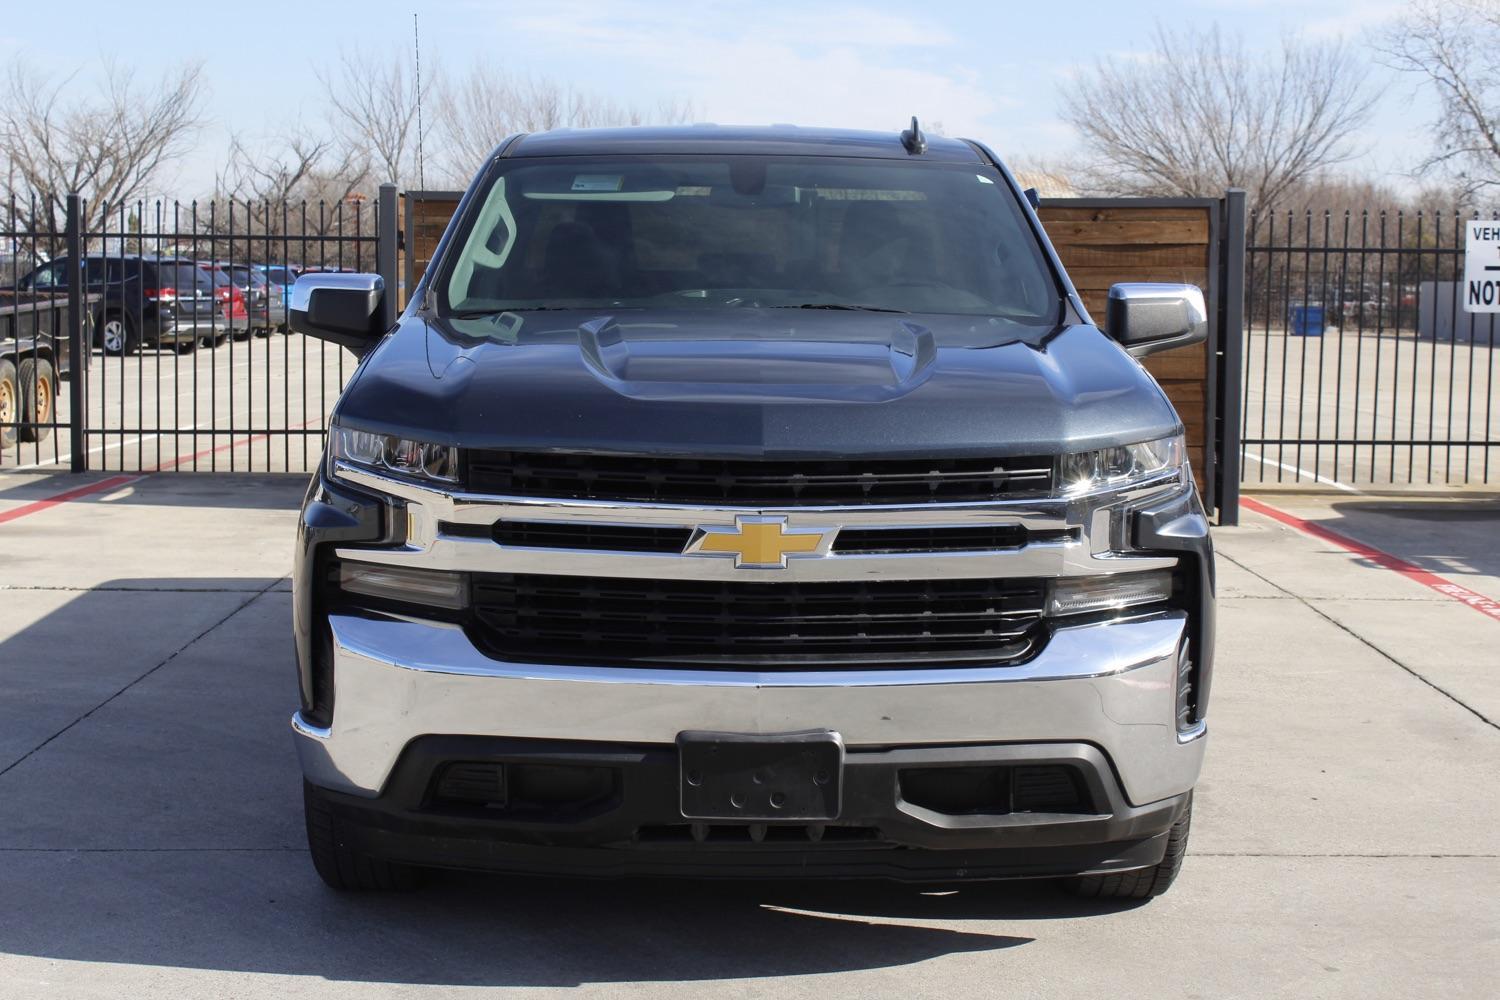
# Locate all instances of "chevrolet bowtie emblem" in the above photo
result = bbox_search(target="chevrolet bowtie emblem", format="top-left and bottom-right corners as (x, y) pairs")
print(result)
(686, 516), (832, 569)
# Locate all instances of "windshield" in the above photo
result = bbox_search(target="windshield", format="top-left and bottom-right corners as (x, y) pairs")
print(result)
(440, 155), (1060, 329)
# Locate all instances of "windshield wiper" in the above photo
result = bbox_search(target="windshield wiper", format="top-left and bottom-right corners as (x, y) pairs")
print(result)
(772, 303), (910, 314)
(447, 306), (581, 318)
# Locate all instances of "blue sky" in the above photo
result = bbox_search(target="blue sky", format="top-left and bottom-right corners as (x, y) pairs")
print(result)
(0, 0), (1429, 194)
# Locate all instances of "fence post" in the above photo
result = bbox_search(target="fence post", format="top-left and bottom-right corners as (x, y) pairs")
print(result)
(1217, 188), (1246, 524)
(377, 183), (399, 330)
(65, 193), (88, 473)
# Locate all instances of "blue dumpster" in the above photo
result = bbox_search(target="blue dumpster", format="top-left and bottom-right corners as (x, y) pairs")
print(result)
(1290, 305), (1325, 337)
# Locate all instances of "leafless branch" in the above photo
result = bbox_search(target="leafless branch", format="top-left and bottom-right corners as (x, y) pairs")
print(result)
(317, 46), (427, 186)
(0, 58), (205, 245)
(1058, 24), (1376, 211)
(1376, 0), (1500, 196)
(433, 67), (696, 185)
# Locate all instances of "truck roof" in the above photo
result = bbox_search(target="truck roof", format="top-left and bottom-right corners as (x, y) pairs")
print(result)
(508, 124), (985, 163)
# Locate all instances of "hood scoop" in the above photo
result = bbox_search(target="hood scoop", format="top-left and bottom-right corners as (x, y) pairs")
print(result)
(576, 316), (937, 403)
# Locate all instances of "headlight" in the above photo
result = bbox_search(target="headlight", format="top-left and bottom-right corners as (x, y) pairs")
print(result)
(1059, 434), (1185, 496)
(329, 422), (458, 484)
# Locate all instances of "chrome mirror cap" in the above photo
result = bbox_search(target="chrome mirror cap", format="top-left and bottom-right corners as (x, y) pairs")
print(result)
(289, 272), (386, 356)
(1105, 283), (1208, 359)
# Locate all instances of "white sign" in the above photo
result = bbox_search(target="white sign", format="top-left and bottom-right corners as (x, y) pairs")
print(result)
(1464, 221), (1500, 312)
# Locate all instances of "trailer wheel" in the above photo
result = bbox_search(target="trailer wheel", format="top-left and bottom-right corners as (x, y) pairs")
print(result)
(17, 357), (55, 443)
(0, 359), (16, 449)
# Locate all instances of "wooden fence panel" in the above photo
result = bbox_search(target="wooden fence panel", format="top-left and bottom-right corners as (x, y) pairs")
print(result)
(1037, 201), (1215, 494)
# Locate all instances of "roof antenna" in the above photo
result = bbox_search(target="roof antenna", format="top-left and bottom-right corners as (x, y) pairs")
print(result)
(900, 116), (927, 155)
(413, 12), (425, 188)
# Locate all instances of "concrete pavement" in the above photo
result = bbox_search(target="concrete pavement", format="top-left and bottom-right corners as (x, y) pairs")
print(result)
(0, 473), (1496, 998)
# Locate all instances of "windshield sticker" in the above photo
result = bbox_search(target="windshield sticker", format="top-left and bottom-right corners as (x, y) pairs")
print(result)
(571, 174), (625, 192)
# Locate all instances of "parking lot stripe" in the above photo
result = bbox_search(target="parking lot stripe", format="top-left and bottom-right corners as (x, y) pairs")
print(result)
(1242, 496), (1500, 622)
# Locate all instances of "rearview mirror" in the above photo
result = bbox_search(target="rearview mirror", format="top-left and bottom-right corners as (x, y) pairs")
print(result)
(289, 273), (386, 355)
(1105, 283), (1207, 358)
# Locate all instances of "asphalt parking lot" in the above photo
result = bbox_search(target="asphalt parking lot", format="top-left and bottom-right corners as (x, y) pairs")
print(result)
(0, 474), (1496, 998)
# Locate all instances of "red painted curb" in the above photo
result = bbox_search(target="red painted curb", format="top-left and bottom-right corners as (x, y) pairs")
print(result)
(1241, 496), (1500, 622)
(0, 419), (322, 526)
(0, 473), (145, 526)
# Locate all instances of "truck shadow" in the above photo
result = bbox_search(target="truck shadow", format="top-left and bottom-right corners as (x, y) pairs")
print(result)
(1318, 497), (1500, 583)
(0, 576), (1148, 988)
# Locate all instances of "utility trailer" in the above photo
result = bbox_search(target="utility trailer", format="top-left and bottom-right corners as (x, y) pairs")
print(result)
(0, 289), (85, 448)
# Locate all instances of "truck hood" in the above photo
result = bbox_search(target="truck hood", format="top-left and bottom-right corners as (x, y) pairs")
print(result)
(332, 310), (1183, 458)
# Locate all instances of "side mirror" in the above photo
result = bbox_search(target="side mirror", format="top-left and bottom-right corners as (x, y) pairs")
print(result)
(289, 273), (386, 355)
(1105, 283), (1207, 358)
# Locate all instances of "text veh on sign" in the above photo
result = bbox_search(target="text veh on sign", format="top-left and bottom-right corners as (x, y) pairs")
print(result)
(1464, 221), (1500, 312)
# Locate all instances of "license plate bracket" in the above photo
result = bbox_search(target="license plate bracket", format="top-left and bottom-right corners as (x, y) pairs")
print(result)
(678, 730), (843, 821)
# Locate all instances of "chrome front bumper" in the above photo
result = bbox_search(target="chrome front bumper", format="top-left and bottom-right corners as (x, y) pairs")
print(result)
(293, 609), (1206, 806)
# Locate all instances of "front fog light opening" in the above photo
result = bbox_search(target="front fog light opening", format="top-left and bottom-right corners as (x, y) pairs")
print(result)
(339, 562), (468, 610)
(1047, 569), (1174, 617)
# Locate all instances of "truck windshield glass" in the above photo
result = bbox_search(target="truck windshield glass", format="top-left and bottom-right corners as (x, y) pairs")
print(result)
(441, 156), (1060, 326)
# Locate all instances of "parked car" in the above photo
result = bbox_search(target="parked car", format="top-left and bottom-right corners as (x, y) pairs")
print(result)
(208, 263), (288, 335)
(16, 255), (225, 355)
(1, 288), (77, 447)
(257, 264), (301, 296)
(198, 264), (252, 343)
(0, 255), (44, 289)
(299, 265), (361, 275)
(289, 123), (1214, 899)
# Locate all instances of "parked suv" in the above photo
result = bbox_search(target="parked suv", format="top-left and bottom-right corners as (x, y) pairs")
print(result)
(289, 124), (1215, 899)
(208, 262), (287, 335)
(19, 255), (226, 355)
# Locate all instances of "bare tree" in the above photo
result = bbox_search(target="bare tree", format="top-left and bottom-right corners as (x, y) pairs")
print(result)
(434, 67), (695, 185)
(1377, 0), (1500, 195)
(201, 131), (377, 268)
(317, 47), (428, 187)
(215, 131), (368, 206)
(1059, 25), (1377, 209)
(0, 59), (205, 244)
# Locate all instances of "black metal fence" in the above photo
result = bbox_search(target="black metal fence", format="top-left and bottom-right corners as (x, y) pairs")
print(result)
(1242, 208), (1499, 487)
(1, 188), (391, 474)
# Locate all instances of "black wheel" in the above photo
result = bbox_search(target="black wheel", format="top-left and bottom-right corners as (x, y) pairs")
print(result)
(0, 359), (17, 449)
(232, 326), (253, 342)
(98, 313), (140, 356)
(303, 781), (424, 891)
(17, 357), (55, 443)
(1063, 794), (1192, 900)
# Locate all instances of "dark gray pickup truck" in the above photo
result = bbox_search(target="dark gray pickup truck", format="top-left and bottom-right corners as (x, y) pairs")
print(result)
(287, 123), (1215, 899)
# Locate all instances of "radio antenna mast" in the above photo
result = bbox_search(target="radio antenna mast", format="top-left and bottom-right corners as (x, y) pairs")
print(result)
(413, 12), (425, 188)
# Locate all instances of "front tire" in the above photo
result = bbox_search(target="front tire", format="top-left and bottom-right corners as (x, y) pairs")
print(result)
(99, 313), (140, 356)
(1063, 793), (1192, 900)
(17, 357), (55, 443)
(303, 781), (424, 892)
